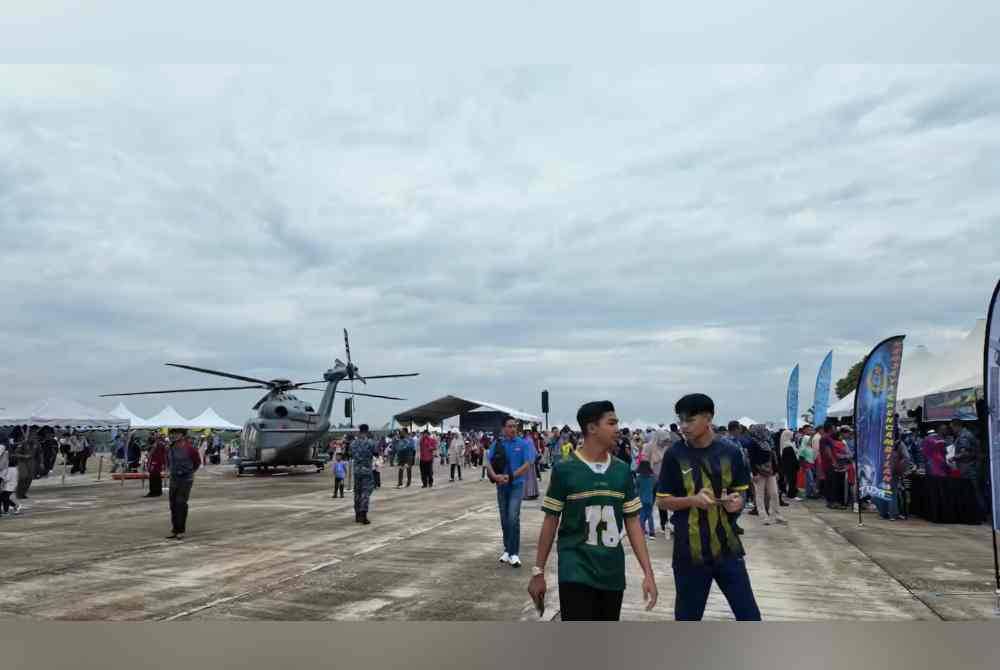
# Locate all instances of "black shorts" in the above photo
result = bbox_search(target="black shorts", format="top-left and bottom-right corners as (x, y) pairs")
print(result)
(558, 582), (624, 621)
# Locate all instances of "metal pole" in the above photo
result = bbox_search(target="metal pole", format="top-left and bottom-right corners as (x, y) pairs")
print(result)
(97, 454), (104, 482)
(61, 452), (67, 486)
(992, 529), (1000, 614)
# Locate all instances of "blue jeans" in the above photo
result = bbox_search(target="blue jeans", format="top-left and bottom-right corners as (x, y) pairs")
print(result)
(673, 557), (762, 621)
(496, 484), (524, 556)
(639, 502), (655, 536)
(804, 468), (817, 498)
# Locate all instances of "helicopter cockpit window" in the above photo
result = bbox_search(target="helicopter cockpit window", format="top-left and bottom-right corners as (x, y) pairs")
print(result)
(305, 405), (315, 413)
(274, 405), (289, 418)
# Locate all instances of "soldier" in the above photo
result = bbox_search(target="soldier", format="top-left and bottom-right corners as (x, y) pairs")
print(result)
(351, 424), (377, 525)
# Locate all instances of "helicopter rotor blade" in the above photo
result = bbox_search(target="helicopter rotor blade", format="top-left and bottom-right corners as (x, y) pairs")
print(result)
(359, 373), (420, 380)
(100, 385), (267, 397)
(296, 388), (406, 401)
(343, 329), (367, 385)
(165, 363), (274, 387)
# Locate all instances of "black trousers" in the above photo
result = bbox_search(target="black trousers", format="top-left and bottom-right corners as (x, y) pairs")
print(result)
(169, 478), (194, 534)
(420, 460), (434, 487)
(783, 462), (799, 498)
(398, 465), (412, 487)
(148, 471), (163, 496)
(0, 491), (11, 513)
(373, 470), (381, 488)
(334, 478), (345, 497)
(450, 464), (462, 480)
(558, 582), (624, 621)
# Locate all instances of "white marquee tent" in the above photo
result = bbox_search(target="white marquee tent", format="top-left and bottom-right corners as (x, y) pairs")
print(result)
(0, 397), (130, 430)
(109, 402), (154, 429)
(828, 319), (986, 418)
(187, 407), (243, 431)
(142, 405), (196, 429)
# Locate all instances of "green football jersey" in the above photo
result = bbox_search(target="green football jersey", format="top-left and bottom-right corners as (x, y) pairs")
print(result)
(542, 450), (642, 592)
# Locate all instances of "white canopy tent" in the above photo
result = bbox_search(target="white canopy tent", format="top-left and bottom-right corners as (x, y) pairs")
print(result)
(187, 407), (242, 431)
(142, 405), (195, 429)
(0, 397), (130, 430)
(109, 402), (154, 429)
(828, 319), (986, 418)
(736, 416), (758, 428)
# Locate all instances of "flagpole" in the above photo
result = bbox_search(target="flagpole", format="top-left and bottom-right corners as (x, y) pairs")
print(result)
(983, 278), (1000, 612)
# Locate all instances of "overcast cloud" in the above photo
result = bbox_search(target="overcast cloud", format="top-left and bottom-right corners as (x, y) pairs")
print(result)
(1, 66), (999, 427)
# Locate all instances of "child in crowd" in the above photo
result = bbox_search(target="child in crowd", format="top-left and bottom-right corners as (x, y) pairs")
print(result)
(0, 439), (19, 516)
(333, 454), (346, 498)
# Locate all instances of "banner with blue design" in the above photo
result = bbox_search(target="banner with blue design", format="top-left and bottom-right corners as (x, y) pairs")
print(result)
(985, 279), (1000, 532)
(786, 364), (799, 430)
(854, 336), (905, 502)
(813, 351), (833, 428)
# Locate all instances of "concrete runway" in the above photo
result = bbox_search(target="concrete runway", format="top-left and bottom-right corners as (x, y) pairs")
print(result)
(1, 461), (997, 621)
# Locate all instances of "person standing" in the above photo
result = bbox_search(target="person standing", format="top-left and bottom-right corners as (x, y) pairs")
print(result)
(166, 428), (201, 540)
(419, 430), (437, 488)
(657, 393), (760, 621)
(528, 401), (657, 620)
(487, 416), (536, 568)
(394, 430), (415, 488)
(779, 427), (800, 500)
(951, 419), (984, 521)
(146, 434), (167, 498)
(351, 424), (377, 525)
(649, 429), (672, 538)
(14, 427), (37, 500)
(448, 432), (465, 481)
(332, 454), (347, 498)
(0, 440), (19, 516)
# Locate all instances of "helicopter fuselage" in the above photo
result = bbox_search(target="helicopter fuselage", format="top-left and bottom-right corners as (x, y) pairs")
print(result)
(236, 365), (347, 471)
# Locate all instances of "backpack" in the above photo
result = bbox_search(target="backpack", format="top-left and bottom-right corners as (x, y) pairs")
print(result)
(490, 439), (508, 479)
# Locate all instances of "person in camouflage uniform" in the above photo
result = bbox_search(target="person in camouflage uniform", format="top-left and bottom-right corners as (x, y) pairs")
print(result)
(352, 424), (378, 525)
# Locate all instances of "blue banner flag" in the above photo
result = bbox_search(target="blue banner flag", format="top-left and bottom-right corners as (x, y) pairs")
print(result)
(854, 336), (905, 502)
(985, 279), (1000, 532)
(813, 351), (833, 428)
(787, 364), (799, 430)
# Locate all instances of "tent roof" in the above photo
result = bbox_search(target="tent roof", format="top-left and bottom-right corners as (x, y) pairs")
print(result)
(828, 320), (986, 418)
(143, 405), (194, 429)
(393, 395), (542, 425)
(0, 397), (130, 429)
(109, 402), (156, 429)
(737, 416), (758, 428)
(187, 407), (242, 431)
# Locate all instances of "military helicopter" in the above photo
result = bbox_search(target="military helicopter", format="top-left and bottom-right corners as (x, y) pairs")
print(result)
(101, 330), (417, 475)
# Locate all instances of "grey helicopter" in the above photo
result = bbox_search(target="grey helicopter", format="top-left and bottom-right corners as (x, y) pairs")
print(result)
(101, 330), (417, 475)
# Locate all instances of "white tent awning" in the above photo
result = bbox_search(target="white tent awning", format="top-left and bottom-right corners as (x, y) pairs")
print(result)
(0, 397), (130, 429)
(143, 405), (195, 429)
(187, 407), (242, 431)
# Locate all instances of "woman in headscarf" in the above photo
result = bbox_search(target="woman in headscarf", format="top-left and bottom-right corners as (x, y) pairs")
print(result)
(749, 424), (785, 525)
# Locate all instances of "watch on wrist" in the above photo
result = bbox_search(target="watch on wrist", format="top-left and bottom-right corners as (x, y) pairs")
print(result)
(531, 566), (544, 577)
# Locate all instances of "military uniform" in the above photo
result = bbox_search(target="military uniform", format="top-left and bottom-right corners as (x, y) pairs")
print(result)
(352, 436), (378, 523)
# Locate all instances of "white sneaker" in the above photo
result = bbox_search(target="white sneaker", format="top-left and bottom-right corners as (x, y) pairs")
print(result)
(762, 517), (773, 526)
(498, 552), (510, 564)
(509, 555), (522, 567)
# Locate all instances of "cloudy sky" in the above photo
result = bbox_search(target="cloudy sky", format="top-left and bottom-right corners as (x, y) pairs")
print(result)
(1, 65), (998, 427)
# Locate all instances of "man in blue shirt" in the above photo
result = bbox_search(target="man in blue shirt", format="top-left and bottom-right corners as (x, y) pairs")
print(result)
(487, 416), (536, 568)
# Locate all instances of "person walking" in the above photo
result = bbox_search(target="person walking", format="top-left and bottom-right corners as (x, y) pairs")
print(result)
(146, 434), (167, 498)
(779, 427), (800, 500)
(528, 401), (657, 620)
(748, 424), (785, 525)
(166, 428), (201, 540)
(487, 416), (536, 568)
(657, 394), (760, 621)
(394, 430), (415, 488)
(351, 424), (377, 525)
(419, 430), (437, 488)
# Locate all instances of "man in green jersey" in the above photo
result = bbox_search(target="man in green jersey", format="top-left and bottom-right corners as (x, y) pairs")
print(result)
(528, 401), (658, 621)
